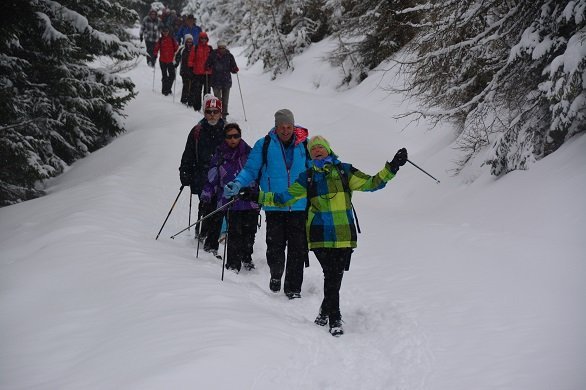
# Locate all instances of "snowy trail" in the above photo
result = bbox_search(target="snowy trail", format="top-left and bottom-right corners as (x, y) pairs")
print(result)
(0, 56), (433, 390)
(1, 42), (584, 390)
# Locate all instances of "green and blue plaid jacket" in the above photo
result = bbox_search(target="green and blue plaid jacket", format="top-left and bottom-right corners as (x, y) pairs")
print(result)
(260, 157), (395, 249)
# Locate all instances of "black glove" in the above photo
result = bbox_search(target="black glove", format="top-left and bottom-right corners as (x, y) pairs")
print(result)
(388, 148), (408, 174)
(180, 172), (191, 186)
(139, 35), (143, 43)
(237, 187), (259, 202)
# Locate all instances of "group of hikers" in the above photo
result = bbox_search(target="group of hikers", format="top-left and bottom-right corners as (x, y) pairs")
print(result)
(140, 9), (238, 117)
(144, 5), (411, 337)
(177, 89), (409, 336)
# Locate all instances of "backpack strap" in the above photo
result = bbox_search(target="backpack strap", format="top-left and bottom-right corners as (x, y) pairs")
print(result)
(192, 125), (201, 163)
(256, 134), (271, 184)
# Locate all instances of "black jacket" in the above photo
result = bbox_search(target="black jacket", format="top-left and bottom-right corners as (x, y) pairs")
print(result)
(179, 118), (225, 194)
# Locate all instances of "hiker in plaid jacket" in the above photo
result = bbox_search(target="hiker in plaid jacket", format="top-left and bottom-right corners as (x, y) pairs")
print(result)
(257, 135), (408, 336)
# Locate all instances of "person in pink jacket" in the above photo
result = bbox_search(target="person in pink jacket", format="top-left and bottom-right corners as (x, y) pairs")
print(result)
(153, 26), (179, 95)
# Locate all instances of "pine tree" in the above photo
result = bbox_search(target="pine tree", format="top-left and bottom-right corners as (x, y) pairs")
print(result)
(0, 0), (141, 206)
(397, 0), (585, 175)
(330, 0), (421, 84)
(185, 0), (331, 77)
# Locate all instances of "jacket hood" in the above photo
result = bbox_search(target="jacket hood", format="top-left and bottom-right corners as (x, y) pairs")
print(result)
(268, 125), (309, 146)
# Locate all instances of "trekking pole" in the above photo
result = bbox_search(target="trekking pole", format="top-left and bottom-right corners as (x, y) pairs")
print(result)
(170, 196), (240, 239)
(172, 78), (176, 103)
(236, 73), (247, 122)
(407, 159), (440, 184)
(196, 216), (202, 258)
(188, 193), (192, 230)
(155, 186), (185, 240)
(221, 207), (230, 281)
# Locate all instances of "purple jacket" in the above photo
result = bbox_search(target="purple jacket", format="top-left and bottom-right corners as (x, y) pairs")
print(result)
(201, 140), (260, 211)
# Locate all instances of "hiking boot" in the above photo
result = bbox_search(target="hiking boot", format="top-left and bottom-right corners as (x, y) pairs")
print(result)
(204, 247), (221, 259)
(242, 261), (255, 271)
(329, 318), (344, 337)
(225, 265), (239, 274)
(269, 278), (281, 293)
(314, 312), (328, 327)
(286, 292), (301, 300)
(194, 231), (206, 243)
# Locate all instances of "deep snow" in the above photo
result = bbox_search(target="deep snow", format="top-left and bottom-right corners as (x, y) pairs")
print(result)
(1, 39), (585, 390)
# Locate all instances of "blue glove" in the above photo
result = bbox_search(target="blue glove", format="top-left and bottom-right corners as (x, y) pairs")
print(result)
(223, 181), (242, 198)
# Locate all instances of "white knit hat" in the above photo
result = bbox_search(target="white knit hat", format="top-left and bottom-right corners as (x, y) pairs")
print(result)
(184, 34), (193, 42)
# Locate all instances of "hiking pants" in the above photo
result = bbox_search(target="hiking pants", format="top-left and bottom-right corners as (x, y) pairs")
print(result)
(313, 248), (353, 322)
(226, 209), (259, 271)
(265, 211), (308, 294)
(146, 41), (156, 66)
(191, 74), (211, 111)
(202, 206), (223, 252)
(196, 197), (218, 241)
(159, 61), (175, 95)
(180, 75), (192, 104)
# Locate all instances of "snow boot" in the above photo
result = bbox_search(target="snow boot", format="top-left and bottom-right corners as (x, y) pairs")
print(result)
(329, 318), (344, 337)
(286, 292), (301, 300)
(314, 311), (328, 327)
(269, 278), (281, 293)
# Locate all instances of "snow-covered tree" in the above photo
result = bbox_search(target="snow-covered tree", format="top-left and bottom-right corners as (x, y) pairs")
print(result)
(0, 0), (141, 206)
(184, 0), (332, 77)
(398, 0), (585, 175)
(330, 0), (421, 85)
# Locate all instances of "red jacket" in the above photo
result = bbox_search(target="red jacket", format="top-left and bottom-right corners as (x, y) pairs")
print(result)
(154, 36), (178, 63)
(188, 43), (212, 75)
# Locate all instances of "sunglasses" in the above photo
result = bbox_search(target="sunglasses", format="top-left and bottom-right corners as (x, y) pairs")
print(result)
(204, 109), (220, 115)
(225, 133), (241, 140)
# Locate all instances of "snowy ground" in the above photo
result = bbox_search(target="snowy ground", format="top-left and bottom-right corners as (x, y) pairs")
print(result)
(1, 39), (585, 390)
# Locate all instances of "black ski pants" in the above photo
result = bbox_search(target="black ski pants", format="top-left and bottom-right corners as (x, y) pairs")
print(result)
(265, 211), (308, 294)
(202, 202), (223, 252)
(180, 75), (192, 104)
(145, 41), (156, 66)
(226, 209), (259, 270)
(196, 196), (219, 242)
(313, 248), (353, 322)
(159, 61), (175, 95)
(191, 74), (211, 111)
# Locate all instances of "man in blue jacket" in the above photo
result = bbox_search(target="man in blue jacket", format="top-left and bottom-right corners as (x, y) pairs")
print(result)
(224, 109), (310, 299)
(175, 14), (201, 45)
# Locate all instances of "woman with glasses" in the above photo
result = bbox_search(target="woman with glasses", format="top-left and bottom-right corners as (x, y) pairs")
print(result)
(252, 136), (408, 336)
(200, 123), (260, 271)
(179, 96), (226, 247)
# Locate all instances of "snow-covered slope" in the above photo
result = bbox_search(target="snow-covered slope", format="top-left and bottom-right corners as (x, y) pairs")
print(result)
(1, 40), (584, 390)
